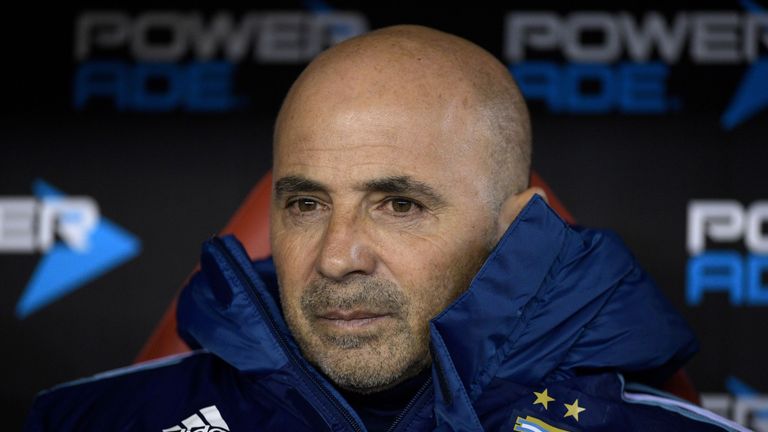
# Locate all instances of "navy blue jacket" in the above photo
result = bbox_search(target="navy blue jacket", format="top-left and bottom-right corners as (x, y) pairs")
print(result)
(25, 196), (745, 431)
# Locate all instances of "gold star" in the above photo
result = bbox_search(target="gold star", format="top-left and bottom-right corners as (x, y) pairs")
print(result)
(533, 389), (555, 409)
(564, 399), (586, 421)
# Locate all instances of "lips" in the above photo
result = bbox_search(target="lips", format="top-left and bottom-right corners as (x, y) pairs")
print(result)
(316, 310), (391, 329)
(319, 310), (386, 320)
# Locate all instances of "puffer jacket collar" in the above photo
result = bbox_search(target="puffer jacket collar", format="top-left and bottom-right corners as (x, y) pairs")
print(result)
(178, 195), (698, 431)
(426, 195), (698, 430)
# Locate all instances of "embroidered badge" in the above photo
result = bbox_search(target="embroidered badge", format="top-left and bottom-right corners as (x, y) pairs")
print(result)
(513, 415), (571, 432)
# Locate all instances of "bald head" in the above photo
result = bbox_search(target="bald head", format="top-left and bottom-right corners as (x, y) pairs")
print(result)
(274, 25), (532, 206)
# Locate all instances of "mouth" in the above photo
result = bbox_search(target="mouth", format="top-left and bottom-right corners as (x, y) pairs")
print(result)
(315, 310), (392, 329)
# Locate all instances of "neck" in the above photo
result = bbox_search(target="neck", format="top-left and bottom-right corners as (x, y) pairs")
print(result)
(338, 367), (431, 432)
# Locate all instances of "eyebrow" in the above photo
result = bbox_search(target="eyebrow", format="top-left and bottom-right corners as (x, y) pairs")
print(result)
(273, 175), (447, 207)
(360, 176), (447, 207)
(274, 175), (328, 197)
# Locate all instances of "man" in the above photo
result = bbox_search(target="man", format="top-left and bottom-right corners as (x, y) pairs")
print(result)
(25, 25), (743, 431)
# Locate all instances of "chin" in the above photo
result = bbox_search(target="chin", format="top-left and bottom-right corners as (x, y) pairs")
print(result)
(312, 339), (431, 394)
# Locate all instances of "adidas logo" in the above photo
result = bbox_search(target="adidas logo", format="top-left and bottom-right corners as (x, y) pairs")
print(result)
(162, 405), (230, 432)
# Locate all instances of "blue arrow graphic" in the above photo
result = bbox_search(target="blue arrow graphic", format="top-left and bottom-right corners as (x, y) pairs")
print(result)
(721, 59), (768, 130)
(721, 0), (768, 129)
(14, 179), (141, 318)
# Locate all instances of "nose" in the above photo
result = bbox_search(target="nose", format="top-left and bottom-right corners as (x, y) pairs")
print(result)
(316, 209), (376, 281)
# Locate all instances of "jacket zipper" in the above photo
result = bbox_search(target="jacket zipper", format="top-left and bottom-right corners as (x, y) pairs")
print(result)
(386, 376), (433, 432)
(211, 237), (364, 432)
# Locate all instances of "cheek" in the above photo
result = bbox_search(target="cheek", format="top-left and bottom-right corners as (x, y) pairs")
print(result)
(382, 236), (466, 315)
(272, 229), (321, 309)
(382, 225), (492, 323)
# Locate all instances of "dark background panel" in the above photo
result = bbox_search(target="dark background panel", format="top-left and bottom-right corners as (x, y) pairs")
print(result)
(2, 3), (766, 430)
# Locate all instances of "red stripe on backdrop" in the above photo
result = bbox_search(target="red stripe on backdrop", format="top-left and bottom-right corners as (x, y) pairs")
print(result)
(530, 171), (575, 225)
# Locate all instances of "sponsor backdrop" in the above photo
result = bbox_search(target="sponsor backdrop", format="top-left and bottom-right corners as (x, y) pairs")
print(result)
(2, 2), (766, 430)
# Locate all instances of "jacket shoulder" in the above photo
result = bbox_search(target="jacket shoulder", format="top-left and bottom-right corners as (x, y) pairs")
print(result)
(476, 373), (743, 431)
(24, 351), (225, 431)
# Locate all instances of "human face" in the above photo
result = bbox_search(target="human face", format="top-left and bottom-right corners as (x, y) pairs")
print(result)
(270, 74), (499, 393)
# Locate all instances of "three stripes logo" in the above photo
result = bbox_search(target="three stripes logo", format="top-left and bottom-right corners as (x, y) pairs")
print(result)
(162, 405), (230, 432)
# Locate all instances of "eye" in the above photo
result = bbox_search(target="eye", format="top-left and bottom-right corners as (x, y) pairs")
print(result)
(382, 197), (424, 216)
(286, 197), (325, 216)
(391, 199), (414, 213)
(296, 199), (318, 212)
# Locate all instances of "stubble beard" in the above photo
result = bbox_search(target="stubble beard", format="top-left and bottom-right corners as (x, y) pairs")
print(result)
(283, 276), (430, 393)
(281, 247), (492, 394)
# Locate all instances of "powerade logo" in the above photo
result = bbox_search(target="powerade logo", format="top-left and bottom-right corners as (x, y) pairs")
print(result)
(504, 8), (768, 128)
(0, 180), (141, 318)
(73, 10), (368, 112)
(686, 200), (768, 306)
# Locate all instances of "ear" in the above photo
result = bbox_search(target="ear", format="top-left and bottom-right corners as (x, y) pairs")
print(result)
(495, 186), (547, 240)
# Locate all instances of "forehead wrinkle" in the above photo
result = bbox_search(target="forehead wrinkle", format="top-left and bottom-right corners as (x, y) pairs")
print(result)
(288, 144), (404, 153)
(279, 162), (350, 171)
(281, 162), (407, 172)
